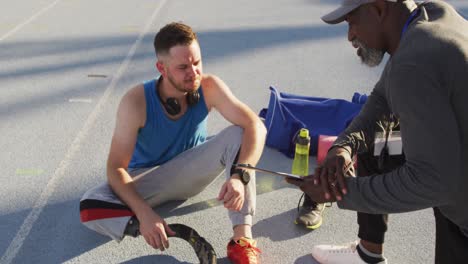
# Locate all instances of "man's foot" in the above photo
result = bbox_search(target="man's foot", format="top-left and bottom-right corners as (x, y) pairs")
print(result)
(295, 194), (325, 229)
(227, 237), (261, 264)
(311, 241), (387, 264)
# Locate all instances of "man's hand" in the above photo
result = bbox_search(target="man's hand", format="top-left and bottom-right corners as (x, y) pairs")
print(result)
(286, 176), (338, 203)
(138, 209), (176, 251)
(217, 176), (245, 211)
(314, 146), (354, 201)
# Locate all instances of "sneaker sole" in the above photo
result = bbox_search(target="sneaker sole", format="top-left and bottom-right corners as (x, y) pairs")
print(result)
(294, 218), (323, 230)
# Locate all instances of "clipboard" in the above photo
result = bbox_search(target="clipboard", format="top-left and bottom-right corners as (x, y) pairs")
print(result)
(233, 163), (304, 181)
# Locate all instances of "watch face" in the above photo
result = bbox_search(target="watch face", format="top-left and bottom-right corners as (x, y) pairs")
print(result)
(241, 171), (250, 185)
(231, 167), (250, 185)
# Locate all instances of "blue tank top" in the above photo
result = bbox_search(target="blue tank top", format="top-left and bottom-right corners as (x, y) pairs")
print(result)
(128, 78), (208, 168)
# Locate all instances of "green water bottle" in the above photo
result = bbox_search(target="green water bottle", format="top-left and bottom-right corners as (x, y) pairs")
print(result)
(292, 128), (310, 176)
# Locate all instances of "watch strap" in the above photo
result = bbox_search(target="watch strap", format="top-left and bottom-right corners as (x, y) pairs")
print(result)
(231, 167), (249, 185)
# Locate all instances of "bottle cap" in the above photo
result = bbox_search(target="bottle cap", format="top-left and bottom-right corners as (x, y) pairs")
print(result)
(296, 128), (310, 145)
(299, 128), (309, 138)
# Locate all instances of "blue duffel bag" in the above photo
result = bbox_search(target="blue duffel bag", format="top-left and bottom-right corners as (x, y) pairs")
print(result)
(259, 86), (367, 158)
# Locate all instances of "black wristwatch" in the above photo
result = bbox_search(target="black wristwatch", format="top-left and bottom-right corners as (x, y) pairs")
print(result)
(231, 167), (251, 185)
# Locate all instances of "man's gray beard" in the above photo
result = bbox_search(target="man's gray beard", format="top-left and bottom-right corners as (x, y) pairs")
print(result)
(352, 39), (384, 67)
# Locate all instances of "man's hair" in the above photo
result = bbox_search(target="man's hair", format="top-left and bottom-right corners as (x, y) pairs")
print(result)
(154, 22), (198, 57)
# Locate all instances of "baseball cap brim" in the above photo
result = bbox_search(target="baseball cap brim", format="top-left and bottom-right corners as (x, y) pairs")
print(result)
(321, 0), (400, 24)
(321, 4), (362, 24)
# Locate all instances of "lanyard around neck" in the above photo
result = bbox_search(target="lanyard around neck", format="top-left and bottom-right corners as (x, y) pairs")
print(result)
(401, 8), (420, 37)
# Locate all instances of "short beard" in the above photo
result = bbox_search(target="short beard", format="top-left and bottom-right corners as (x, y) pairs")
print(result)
(352, 39), (384, 67)
(167, 74), (184, 93)
(167, 72), (197, 94)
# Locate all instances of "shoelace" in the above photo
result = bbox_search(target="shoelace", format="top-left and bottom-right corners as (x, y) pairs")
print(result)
(237, 239), (262, 260)
(296, 160), (355, 211)
(330, 243), (358, 254)
(296, 193), (332, 212)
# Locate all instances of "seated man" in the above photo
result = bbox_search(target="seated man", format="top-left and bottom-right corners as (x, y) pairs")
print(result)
(79, 22), (266, 264)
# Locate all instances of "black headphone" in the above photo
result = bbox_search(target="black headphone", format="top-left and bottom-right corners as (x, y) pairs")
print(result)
(156, 78), (200, 116)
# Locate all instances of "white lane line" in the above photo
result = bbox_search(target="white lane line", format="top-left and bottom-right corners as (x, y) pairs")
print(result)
(68, 98), (93, 103)
(0, 1), (167, 263)
(0, 0), (63, 42)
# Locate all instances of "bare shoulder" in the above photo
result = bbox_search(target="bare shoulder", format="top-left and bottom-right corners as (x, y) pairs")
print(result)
(122, 84), (145, 106)
(200, 74), (238, 111)
(200, 74), (230, 108)
(118, 84), (146, 128)
(200, 74), (218, 88)
(200, 74), (231, 95)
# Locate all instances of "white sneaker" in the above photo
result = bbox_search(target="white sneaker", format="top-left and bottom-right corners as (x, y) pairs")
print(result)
(311, 241), (387, 264)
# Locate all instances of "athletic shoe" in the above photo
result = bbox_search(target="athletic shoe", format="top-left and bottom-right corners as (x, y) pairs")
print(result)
(311, 241), (387, 264)
(227, 237), (261, 264)
(295, 194), (325, 229)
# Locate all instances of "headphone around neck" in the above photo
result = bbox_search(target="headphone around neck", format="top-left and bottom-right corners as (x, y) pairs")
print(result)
(156, 77), (200, 116)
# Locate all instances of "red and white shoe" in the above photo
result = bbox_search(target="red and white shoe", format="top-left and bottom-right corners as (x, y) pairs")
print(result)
(227, 237), (261, 264)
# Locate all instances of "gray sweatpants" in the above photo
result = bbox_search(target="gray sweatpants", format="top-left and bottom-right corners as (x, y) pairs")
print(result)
(79, 126), (256, 241)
